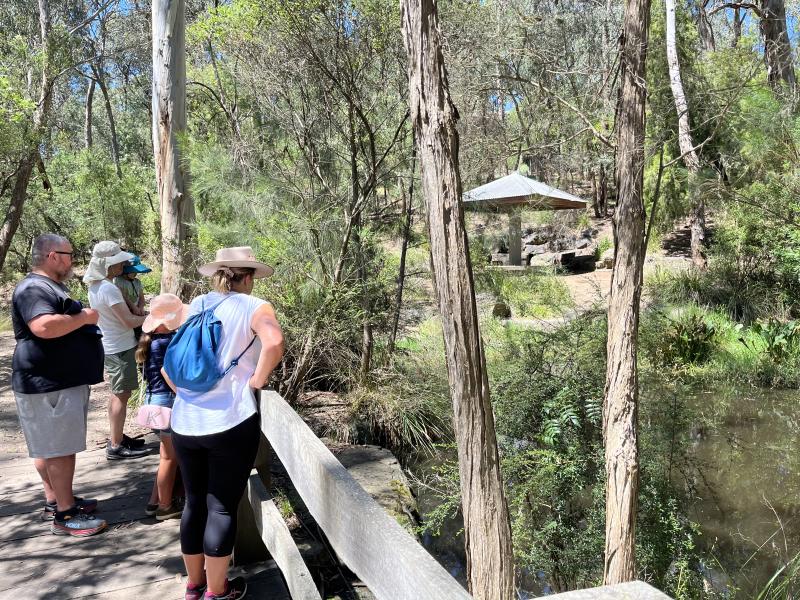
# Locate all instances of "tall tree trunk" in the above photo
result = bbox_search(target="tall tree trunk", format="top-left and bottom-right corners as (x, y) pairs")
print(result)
(666, 0), (706, 270)
(152, 0), (196, 299)
(732, 8), (743, 48)
(603, 0), (650, 584)
(695, 0), (716, 52)
(599, 163), (608, 217)
(92, 64), (122, 179)
(401, 2), (515, 599)
(761, 0), (796, 93)
(85, 77), (95, 148)
(0, 0), (53, 273)
(387, 150), (416, 360)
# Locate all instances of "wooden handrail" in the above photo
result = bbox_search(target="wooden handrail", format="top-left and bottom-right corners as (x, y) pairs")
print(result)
(257, 390), (472, 600)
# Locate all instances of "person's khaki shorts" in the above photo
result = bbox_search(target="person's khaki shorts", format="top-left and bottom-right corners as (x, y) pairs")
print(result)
(14, 385), (89, 459)
(105, 347), (138, 394)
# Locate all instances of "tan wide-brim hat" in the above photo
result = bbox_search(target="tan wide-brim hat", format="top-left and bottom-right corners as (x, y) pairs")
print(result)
(198, 246), (274, 278)
(142, 293), (190, 333)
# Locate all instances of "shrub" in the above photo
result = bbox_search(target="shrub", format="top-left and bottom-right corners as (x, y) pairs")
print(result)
(657, 311), (717, 367)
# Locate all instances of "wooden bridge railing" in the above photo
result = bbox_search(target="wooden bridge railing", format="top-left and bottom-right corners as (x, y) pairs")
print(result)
(238, 390), (672, 600)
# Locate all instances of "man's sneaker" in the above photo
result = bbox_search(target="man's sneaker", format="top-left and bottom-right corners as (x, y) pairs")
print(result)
(155, 502), (183, 521)
(122, 433), (146, 449)
(145, 503), (158, 516)
(204, 577), (247, 599)
(185, 581), (207, 600)
(106, 442), (149, 460)
(42, 496), (98, 521)
(51, 508), (107, 537)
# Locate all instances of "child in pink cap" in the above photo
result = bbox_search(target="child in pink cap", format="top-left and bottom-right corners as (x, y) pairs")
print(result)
(135, 293), (188, 520)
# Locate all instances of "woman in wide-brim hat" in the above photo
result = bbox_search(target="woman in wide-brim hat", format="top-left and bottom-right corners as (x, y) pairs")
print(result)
(165, 246), (283, 600)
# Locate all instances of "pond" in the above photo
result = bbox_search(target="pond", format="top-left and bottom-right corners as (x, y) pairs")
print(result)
(410, 385), (800, 597)
(682, 386), (800, 596)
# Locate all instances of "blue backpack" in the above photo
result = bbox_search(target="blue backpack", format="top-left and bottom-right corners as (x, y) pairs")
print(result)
(163, 295), (255, 392)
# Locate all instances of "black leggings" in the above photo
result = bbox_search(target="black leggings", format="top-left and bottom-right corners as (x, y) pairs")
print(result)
(172, 414), (260, 557)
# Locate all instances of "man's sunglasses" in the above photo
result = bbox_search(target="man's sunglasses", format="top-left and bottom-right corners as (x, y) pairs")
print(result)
(51, 251), (74, 257)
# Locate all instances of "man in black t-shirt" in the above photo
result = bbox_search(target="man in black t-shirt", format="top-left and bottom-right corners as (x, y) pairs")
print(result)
(11, 233), (107, 537)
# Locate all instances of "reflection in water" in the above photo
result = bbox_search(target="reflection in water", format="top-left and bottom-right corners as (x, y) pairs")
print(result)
(411, 386), (800, 596)
(682, 387), (800, 595)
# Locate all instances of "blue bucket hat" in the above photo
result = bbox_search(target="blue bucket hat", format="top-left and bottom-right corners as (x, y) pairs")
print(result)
(123, 254), (152, 274)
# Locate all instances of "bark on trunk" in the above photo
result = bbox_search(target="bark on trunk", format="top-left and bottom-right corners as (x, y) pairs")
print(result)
(761, 0), (796, 92)
(696, 0), (716, 52)
(0, 0), (53, 273)
(85, 77), (95, 148)
(732, 8), (743, 48)
(152, 0), (196, 299)
(92, 64), (122, 179)
(666, 0), (706, 270)
(599, 163), (608, 217)
(603, 0), (650, 584)
(402, 2), (515, 599)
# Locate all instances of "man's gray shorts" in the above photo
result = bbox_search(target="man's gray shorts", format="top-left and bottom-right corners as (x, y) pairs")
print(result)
(14, 385), (90, 459)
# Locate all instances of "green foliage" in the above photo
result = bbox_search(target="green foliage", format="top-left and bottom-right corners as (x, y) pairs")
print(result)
(743, 319), (800, 365)
(756, 552), (800, 600)
(595, 237), (612, 261)
(474, 269), (572, 318)
(655, 310), (717, 367)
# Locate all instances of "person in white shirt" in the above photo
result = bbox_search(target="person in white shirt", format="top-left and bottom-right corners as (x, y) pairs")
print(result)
(163, 246), (284, 600)
(83, 241), (148, 460)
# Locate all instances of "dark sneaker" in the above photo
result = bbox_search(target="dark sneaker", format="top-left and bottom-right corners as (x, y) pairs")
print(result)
(106, 442), (149, 460)
(185, 582), (207, 600)
(51, 508), (107, 537)
(145, 503), (158, 517)
(42, 496), (98, 521)
(155, 502), (182, 521)
(205, 577), (247, 599)
(122, 433), (146, 448)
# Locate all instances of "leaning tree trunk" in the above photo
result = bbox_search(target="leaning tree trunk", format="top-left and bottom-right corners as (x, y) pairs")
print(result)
(603, 0), (651, 584)
(666, 0), (706, 270)
(152, 0), (196, 299)
(0, 0), (53, 273)
(761, 0), (796, 93)
(401, 2), (515, 599)
(92, 64), (122, 179)
(85, 77), (95, 148)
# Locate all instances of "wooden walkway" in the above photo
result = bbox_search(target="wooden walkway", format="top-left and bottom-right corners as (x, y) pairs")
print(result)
(0, 440), (289, 599)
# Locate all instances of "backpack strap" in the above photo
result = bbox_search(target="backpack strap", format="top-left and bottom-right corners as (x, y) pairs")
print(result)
(223, 336), (257, 375)
(203, 293), (257, 375)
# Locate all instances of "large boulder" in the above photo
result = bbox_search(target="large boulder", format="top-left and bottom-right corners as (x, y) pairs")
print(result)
(529, 252), (557, 267)
(522, 225), (553, 246)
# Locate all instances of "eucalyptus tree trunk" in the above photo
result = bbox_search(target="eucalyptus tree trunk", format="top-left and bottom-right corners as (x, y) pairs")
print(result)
(695, 0), (715, 53)
(402, 2), (514, 599)
(603, 0), (651, 584)
(92, 64), (122, 179)
(85, 77), (95, 148)
(666, 0), (706, 270)
(0, 0), (53, 273)
(387, 145), (416, 359)
(732, 8), (743, 48)
(152, 0), (196, 299)
(761, 0), (796, 93)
